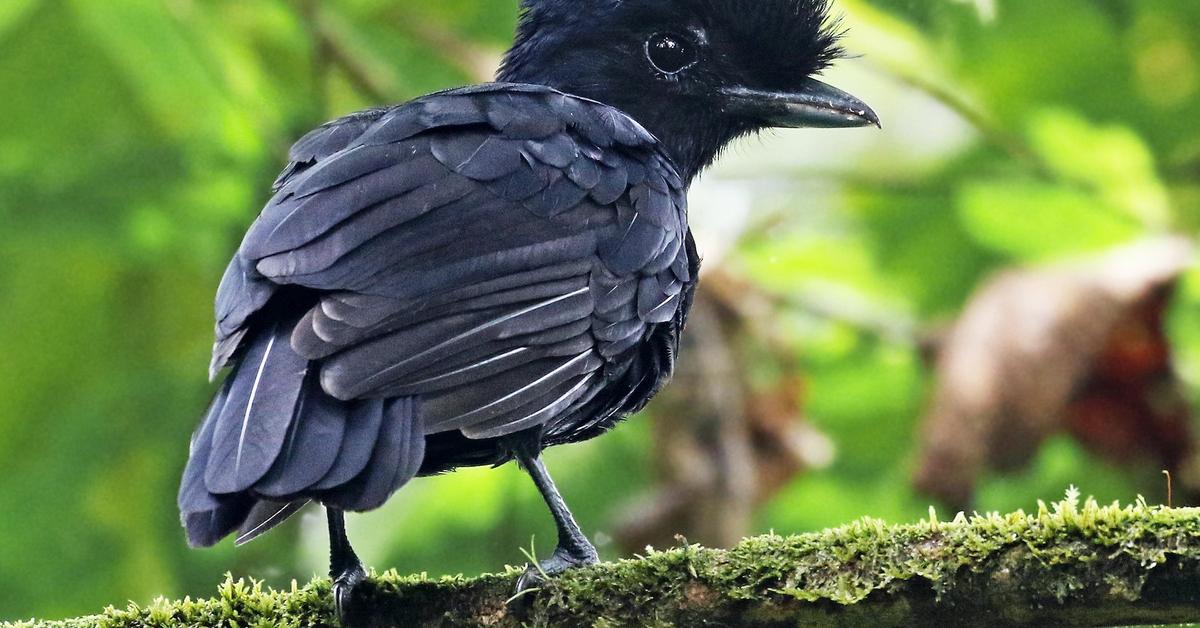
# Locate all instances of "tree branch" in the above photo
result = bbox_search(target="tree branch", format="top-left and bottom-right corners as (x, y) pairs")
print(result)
(32, 499), (1200, 627)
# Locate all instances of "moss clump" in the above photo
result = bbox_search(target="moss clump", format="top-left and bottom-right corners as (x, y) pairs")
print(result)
(12, 497), (1200, 627)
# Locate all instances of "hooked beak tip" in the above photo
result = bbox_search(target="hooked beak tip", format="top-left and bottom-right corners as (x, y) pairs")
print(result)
(864, 108), (883, 130)
(857, 99), (882, 129)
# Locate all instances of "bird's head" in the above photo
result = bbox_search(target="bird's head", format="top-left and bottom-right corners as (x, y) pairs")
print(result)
(498, 0), (879, 180)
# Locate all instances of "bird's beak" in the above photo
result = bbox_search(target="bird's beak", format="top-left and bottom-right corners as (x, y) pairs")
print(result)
(722, 78), (880, 129)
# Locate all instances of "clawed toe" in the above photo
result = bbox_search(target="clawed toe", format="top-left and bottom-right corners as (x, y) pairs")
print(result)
(515, 566), (545, 594)
(333, 565), (367, 625)
(515, 547), (599, 594)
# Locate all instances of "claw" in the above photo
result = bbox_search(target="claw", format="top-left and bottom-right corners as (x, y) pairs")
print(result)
(515, 567), (544, 594)
(333, 565), (367, 626)
(515, 545), (599, 594)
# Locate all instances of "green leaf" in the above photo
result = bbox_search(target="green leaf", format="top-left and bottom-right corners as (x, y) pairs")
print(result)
(1027, 109), (1172, 229)
(957, 180), (1142, 261)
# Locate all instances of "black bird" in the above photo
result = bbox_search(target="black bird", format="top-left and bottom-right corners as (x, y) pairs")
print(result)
(178, 0), (877, 618)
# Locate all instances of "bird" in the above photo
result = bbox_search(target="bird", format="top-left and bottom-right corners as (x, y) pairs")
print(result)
(177, 0), (878, 621)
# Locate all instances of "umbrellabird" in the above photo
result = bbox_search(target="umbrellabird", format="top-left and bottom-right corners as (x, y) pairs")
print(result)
(178, 0), (878, 619)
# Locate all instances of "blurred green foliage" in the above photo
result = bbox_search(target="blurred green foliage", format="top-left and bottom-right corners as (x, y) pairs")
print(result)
(0, 0), (1197, 621)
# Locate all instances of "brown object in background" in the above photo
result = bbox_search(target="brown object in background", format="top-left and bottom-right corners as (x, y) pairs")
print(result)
(613, 273), (833, 552)
(914, 237), (1198, 510)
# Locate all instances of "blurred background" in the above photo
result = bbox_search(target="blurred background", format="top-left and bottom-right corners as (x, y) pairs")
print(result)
(2, 0), (1199, 621)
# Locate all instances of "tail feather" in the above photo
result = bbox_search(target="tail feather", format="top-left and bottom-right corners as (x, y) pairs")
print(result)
(181, 380), (252, 548)
(255, 370), (347, 498)
(311, 399), (386, 491)
(392, 398), (426, 491)
(235, 500), (309, 546)
(179, 321), (427, 547)
(184, 494), (255, 548)
(178, 383), (229, 516)
(205, 321), (309, 495)
(322, 397), (424, 511)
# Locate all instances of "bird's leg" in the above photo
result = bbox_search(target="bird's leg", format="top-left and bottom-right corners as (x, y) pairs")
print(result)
(513, 447), (599, 592)
(327, 508), (366, 624)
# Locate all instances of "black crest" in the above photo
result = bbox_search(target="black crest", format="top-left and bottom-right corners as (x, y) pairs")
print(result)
(504, 0), (845, 84)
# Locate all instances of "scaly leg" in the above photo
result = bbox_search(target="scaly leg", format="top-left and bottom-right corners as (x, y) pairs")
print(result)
(327, 508), (367, 624)
(513, 447), (600, 591)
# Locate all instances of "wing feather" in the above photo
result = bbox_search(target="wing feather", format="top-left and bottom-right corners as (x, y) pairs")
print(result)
(461, 372), (600, 439)
(422, 351), (602, 433)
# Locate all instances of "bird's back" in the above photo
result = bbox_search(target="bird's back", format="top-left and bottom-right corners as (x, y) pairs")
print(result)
(179, 83), (697, 547)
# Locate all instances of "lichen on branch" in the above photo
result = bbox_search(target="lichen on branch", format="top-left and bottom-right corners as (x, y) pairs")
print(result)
(20, 497), (1200, 627)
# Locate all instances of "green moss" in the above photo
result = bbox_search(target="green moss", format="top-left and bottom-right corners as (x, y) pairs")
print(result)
(12, 497), (1200, 627)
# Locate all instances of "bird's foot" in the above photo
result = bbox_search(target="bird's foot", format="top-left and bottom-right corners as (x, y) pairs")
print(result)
(515, 543), (600, 593)
(332, 564), (367, 626)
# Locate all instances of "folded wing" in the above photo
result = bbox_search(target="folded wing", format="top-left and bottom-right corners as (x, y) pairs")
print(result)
(212, 85), (689, 446)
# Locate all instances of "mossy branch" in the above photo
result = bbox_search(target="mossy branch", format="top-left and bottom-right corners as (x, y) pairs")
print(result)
(18, 498), (1200, 627)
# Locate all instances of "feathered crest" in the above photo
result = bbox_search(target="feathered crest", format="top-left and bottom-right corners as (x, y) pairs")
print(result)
(689, 0), (846, 81)
(504, 0), (846, 84)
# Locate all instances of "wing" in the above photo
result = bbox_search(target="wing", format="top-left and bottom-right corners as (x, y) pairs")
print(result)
(215, 84), (691, 441)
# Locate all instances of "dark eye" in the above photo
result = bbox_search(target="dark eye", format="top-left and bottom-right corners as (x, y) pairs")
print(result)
(645, 33), (698, 75)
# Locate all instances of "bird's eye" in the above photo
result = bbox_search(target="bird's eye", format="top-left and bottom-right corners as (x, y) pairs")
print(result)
(645, 33), (697, 75)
